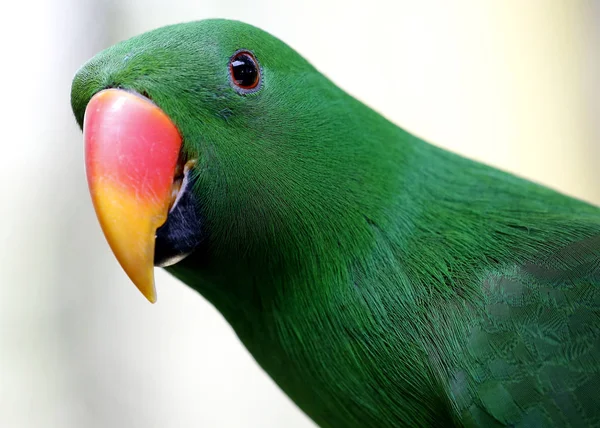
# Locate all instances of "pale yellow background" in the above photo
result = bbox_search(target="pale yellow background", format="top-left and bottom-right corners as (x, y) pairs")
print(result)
(1, 1), (598, 427)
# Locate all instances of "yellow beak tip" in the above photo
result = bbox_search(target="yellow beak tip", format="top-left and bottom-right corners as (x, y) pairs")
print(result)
(143, 282), (158, 303)
(145, 293), (158, 304)
(127, 271), (158, 304)
(134, 281), (157, 303)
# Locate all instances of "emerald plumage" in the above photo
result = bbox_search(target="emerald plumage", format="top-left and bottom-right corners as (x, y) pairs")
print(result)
(71, 19), (600, 427)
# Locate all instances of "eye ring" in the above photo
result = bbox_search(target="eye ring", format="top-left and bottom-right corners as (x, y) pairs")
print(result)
(229, 50), (262, 94)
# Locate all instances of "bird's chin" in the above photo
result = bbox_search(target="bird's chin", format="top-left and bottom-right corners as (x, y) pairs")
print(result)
(154, 157), (205, 268)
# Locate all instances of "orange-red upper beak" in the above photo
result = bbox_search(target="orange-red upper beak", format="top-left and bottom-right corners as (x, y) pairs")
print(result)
(84, 89), (182, 303)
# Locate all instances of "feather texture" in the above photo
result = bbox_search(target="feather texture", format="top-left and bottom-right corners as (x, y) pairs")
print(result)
(71, 19), (600, 427)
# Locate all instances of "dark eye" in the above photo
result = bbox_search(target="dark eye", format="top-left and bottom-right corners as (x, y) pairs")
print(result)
(229, 50), (261, 93)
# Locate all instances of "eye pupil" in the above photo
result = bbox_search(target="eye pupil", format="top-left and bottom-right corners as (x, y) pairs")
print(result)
(229, 52), (260, 91)
(231, 59), (256, 85)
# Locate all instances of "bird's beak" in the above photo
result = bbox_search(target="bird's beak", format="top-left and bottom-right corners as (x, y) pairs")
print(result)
(84, 88), (182, 303)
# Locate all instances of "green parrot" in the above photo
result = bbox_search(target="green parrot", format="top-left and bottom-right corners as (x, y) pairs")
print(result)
(71, 19), (600, 427)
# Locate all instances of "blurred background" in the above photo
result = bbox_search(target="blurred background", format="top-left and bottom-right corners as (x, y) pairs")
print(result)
(1, 1), (598, 427)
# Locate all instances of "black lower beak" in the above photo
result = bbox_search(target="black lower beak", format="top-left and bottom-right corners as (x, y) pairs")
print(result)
(154, 167), (205, 267)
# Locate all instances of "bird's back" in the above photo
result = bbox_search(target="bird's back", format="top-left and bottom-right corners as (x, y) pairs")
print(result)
(391, 143), (600, 426)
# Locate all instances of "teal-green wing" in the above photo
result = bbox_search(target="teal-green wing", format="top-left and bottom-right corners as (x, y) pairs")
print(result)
(453, 235), (600, 427)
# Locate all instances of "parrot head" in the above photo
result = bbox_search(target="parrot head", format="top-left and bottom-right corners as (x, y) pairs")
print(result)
(71, 19), (398, 303)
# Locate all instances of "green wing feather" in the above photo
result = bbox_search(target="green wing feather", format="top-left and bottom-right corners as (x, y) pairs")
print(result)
(330, 142), (600, 427)
(455, 237), (600, 427)
(381, 144), (600, 427)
